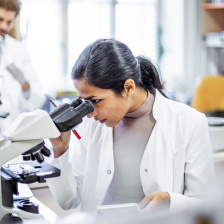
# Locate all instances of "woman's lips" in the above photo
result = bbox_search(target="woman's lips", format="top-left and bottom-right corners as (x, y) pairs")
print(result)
(99, 119), (106, 123)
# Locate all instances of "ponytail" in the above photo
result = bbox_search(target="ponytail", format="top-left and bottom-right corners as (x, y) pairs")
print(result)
(136, 56), (167, 98)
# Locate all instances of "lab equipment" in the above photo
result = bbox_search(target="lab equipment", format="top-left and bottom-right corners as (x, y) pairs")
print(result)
(0, 98), (94, 222)
(207, 117), (224, 151)
(50, 98), (82, 139)
(49, 97), (93, 132)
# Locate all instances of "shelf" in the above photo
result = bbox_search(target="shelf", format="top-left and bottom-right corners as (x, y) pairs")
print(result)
(203, 3), (224, 9)
(202, 4), (224, 35)
(204, 42), (224, 48)
(201, 3), (224, 75)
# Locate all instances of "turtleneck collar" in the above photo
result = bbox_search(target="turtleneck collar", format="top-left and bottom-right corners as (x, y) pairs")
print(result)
(124, 91), (155, 119)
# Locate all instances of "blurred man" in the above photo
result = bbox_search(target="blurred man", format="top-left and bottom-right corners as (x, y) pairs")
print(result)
(0, 0), (47, 134)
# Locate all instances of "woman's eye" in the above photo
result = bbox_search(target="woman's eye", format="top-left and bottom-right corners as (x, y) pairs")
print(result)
(92, 99), (100, 104)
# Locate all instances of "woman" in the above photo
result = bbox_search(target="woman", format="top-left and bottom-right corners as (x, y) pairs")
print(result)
(47, 38), (215, 214)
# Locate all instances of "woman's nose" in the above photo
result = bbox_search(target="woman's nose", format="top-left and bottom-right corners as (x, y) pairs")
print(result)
(87, 109), (97, 118)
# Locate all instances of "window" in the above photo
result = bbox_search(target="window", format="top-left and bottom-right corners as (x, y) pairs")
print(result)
(20, 0), (64, 94)
(20, 0), (158, 95)
(116, 0), (157, 59)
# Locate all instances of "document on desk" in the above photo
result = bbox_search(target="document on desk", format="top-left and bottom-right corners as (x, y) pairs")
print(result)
(97, 203), (141, 218)
(13, 183), (33, 200)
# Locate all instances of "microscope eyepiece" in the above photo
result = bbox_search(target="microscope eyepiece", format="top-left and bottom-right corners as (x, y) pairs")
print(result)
(70, 97), (83, 108)
(75, 100), (94, 118)
(50, 98), (94, 132)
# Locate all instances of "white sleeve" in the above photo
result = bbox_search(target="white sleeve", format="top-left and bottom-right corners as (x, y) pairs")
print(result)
(168, 114), (215, 210)
(47, 133), (87, 210)
(15, 48), (46, 110)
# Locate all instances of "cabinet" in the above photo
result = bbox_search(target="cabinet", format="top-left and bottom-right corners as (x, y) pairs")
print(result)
(202, 3), (224, 47)
(201, 3), (224, 75)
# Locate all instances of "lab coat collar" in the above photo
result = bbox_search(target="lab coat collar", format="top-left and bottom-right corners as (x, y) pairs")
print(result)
(152, 89), (167, 121)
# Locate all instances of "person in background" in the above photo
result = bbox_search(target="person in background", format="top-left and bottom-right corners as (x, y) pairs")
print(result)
(0, 0), (47, 134)
(47, 39), (215, 216)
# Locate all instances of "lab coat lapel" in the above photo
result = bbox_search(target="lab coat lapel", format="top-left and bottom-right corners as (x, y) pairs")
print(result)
(141, 124), (174, 195)
(141, 90), (173, 195)
(80, 125), (114, 212)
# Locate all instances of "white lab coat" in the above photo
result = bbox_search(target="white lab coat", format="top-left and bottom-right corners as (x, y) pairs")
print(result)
(0, 35), (46, 133)
(47, 90), (215, 213)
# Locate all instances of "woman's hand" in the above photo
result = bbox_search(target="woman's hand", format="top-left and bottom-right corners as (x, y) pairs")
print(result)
(138, 191), (170, 211)
(50, 131), (71, 158)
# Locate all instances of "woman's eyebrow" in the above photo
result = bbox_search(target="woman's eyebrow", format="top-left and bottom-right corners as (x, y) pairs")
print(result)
(84, 96), (96, 100)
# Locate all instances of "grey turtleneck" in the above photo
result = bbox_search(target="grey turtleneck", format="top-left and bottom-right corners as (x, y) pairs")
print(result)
(102, 92), (156, 205)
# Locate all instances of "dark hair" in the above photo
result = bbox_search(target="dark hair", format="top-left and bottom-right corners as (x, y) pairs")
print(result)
(71, 38), (166, 97)
(0, 0), (21, 16)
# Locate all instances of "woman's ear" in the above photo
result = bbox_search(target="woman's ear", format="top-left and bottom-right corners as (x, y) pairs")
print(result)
(124, 79), (135, 96)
